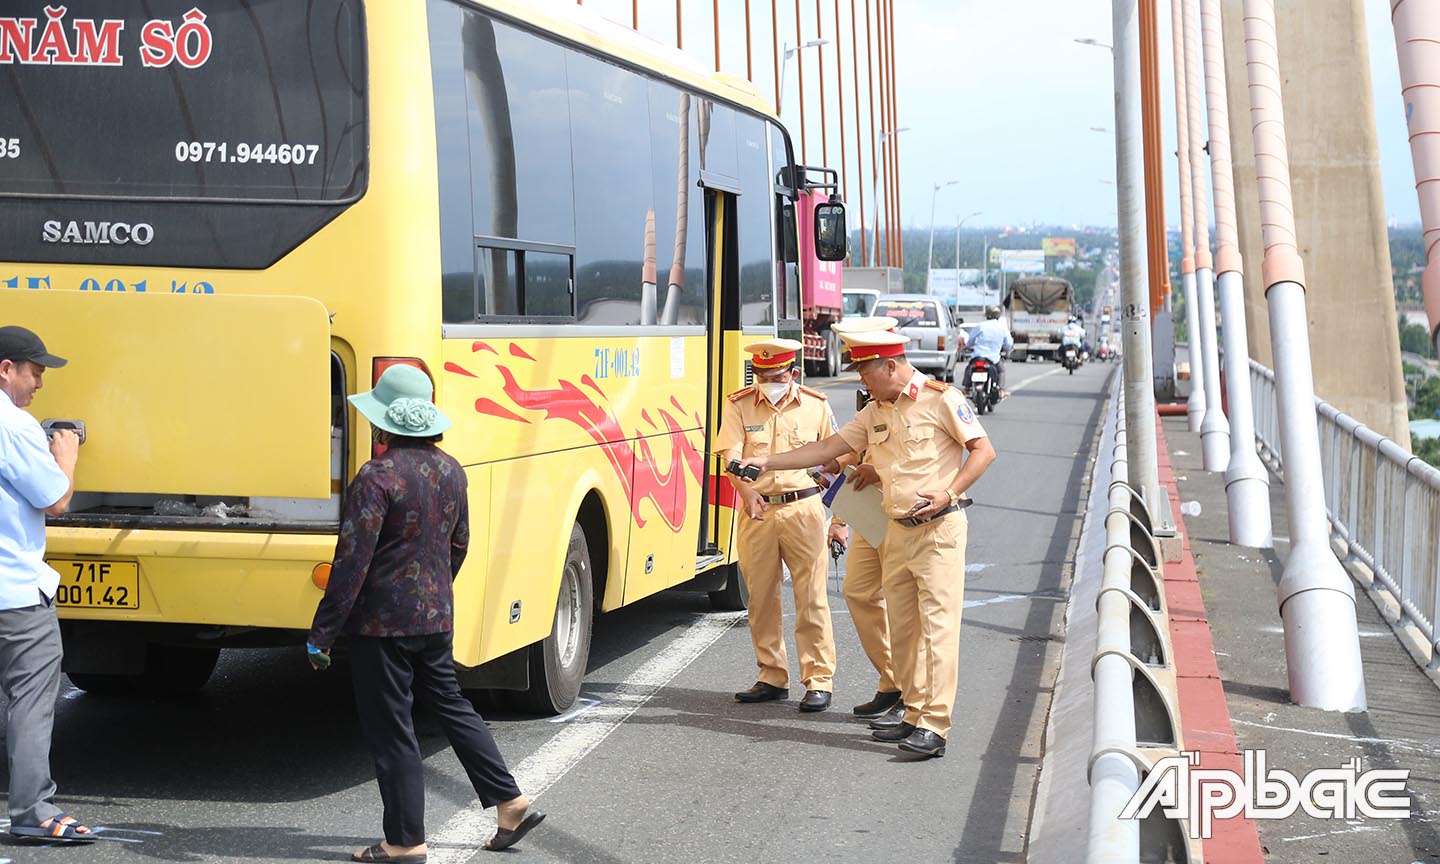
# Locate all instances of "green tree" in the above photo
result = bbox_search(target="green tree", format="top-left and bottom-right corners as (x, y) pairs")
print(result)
(1412, 374), (1440, 420)
(1411, 434), (1440, 468)
(1400, 321), (1436, 359)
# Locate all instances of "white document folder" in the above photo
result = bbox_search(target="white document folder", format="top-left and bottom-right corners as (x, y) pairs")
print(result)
(823, 465), (891, 548)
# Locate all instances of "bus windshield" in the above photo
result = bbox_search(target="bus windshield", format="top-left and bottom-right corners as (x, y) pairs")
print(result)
(0, 0), (367, 203)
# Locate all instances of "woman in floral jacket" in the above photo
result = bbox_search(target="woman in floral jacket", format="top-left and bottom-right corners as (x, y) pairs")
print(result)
(308, 364), (544, 862)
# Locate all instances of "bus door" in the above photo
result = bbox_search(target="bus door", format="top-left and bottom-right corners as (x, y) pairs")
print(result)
(699, 187), (742, 559)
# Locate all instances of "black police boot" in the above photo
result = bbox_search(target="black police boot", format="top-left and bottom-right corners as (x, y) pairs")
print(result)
(870, 722), (917, 743)
(866, 702), (906, 730)
(734, 682), (788, 703)
(897, 728), (947, 758)
(852, 690), (902, 718)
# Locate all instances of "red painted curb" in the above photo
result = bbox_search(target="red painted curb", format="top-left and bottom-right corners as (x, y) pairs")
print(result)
(1154, 420), (1266, 864)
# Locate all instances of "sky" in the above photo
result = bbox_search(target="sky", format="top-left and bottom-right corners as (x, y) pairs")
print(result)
(569, 0), (1418, 232)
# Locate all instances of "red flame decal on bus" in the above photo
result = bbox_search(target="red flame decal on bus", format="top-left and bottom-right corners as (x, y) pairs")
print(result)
(446, 344), (705, 532)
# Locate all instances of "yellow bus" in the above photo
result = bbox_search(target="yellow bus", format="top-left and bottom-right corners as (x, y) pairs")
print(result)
(0, 0), (846, 711)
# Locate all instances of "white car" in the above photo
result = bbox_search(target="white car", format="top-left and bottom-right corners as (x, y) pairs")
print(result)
(871, 294), (964, 381)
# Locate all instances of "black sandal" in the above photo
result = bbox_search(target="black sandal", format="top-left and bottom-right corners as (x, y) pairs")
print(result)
(350, 842), (427, 863)
(483, 808), (546, 852)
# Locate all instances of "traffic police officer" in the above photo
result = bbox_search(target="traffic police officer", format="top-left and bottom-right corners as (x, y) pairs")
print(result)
(827, 318), (901, 719)
(717, 339), (846, 712)
(738, 330), (996, 758)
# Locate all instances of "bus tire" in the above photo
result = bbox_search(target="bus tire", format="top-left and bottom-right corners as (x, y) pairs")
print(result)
(708, 563), (749, 611)
(825, 330), (841, 378)
(65, 672), (137, 696)
(67, 644), (219, 697)
(140, 644), (220, 694)
(520, 523), (594, 715)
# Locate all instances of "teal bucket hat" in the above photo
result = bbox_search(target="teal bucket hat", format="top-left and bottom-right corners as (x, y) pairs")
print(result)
(349, 364), (451, 438)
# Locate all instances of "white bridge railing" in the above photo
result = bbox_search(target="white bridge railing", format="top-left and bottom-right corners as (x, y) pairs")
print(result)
(1250, 360), (1440, 667)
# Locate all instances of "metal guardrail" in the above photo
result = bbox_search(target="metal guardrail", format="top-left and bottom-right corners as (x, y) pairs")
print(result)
(1087, 389), (1191, 863)
(1249, 360), (1440, 668)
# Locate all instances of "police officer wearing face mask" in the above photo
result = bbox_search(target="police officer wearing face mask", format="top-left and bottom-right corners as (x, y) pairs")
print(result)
(716, 339), (846, 711)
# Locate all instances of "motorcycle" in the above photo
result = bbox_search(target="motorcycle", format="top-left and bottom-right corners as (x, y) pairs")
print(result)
(963, 356), (1001, 415)
(1062, 344), (1080, 375)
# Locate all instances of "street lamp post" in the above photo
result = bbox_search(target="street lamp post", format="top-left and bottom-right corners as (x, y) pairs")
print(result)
(872, 126), (911, 267)
(954, 209), (982, 286)
(927, 180), (959, 282)
(777, 38), (829, 116)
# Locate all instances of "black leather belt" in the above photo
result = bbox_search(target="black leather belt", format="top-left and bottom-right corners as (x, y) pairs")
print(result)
(894, 499), (972, 528)
(762, 487), (822, 505)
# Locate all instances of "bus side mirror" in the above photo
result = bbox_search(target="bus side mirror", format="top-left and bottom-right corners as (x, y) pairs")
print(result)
(814, 201), (847, 262)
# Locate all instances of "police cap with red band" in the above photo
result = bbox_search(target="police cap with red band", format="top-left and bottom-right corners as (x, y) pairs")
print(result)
(745, 338), (803, 370)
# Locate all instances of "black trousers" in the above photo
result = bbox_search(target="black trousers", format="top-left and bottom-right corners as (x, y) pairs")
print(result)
(350, 632), (522, 846)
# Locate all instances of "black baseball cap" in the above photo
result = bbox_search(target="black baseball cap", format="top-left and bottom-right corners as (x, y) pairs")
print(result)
(0, 326), (67, 368)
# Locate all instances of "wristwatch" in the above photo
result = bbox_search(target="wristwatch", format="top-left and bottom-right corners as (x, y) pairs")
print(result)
(947, 488), (961, 507)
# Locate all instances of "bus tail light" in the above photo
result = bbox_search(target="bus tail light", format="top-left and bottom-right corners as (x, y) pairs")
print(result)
(369, 357), (435, 457)
(372, 356), (434, 388)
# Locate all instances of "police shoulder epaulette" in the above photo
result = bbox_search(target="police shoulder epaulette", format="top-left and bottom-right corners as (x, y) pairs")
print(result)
(924, 379), (952, 393)
(728, 386), (755, 402)
(798, 384), (828, 400)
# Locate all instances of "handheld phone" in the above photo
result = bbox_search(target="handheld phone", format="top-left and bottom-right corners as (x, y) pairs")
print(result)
(725, 460), (761, 482)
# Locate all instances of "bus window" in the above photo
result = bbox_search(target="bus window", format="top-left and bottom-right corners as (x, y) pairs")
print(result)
(648, 82), (707, 326)
(568, 51), (655, 325)
(737, 113), (774, 328)
(460, 10), (575, 246)
(768, 121), (799, 325)
(521, 251), (574, 317)
(0, 1), (364, 202)
(0, 0), (367, 269)
(470, 243), (576, 320)
(698, 98), (738, 182)
(429, 1), (477, 324)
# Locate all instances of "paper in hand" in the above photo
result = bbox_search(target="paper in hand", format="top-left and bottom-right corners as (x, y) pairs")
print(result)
(824, 466), (890, 548)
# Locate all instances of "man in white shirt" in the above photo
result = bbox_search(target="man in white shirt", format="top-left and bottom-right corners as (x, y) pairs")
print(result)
(0, 325), (89, 843)
(1060, 318), (1085, 347)
(962, 305), (1015, 397)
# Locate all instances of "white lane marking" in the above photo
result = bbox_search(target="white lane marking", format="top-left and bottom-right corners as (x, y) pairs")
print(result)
(965, 562), (992, 574)
(1279, 825), (1382, 843)
(1230, 718), (1440, 755)
(546, 697), (601, 724)
(1258, 625), (1391, 638)
(426, 612), (745, 863)
(1005, 366), (1067, 394)
(963, 593), (1028, 609)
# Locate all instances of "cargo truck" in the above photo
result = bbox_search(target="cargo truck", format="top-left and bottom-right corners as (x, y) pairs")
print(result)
(1006, 276), (1074, 362)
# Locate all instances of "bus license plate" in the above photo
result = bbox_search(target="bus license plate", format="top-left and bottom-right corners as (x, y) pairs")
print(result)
(972, 372), (988, 382)
(49, 560), (140, 609)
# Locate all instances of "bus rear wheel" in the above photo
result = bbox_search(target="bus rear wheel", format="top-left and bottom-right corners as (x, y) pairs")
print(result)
(519, 524), (594, 715)
(708, 563), (749, 611)
(68, 644), (219, 697)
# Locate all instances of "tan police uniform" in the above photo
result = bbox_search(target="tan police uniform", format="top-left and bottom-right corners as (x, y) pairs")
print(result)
(716, 340), (839, 695)
(829, 318), (902, 701)
(835, 339), (988, 740)
(842, 491), (897, 696)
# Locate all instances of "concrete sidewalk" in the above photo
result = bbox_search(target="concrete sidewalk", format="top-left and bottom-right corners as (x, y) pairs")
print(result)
(1161, 415), (1440, 862)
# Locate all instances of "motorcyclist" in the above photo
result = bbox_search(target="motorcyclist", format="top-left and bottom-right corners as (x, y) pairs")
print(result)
(1060, 318), (1085, 357)
(962, 305), (1014, 398)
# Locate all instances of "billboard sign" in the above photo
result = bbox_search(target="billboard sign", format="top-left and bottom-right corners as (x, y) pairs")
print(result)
(997, 249), (1046, 273)
(1043, 237), (1077, 257)
(927, 268), (999, 309)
